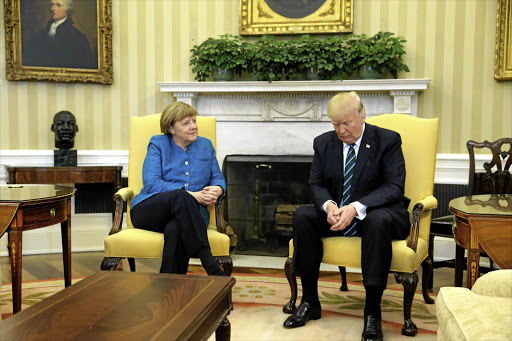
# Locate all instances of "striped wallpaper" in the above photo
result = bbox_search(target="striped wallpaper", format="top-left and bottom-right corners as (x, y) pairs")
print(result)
(0, 0), (510, 153)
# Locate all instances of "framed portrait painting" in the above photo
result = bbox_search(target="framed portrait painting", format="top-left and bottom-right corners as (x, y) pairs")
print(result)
(495, 0), (511, 80)
(4, 0), (113, 84)
(239, 0), (353, 35)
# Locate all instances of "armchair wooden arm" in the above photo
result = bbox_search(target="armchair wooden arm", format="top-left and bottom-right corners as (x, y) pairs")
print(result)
(108, 187), (134, 236)
(407, 195), (438, 251)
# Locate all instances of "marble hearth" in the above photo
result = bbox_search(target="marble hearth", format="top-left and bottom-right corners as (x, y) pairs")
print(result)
(157, 79), (431, 165)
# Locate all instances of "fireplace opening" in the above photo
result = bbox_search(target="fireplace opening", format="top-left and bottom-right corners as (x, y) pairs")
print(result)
(222, 155), (313, 256)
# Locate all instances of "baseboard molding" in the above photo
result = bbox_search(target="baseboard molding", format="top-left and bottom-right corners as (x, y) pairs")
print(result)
(0, 150), (487, 257)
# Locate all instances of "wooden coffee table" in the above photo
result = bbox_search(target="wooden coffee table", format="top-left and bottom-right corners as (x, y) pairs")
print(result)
(0, 271), (236, 341)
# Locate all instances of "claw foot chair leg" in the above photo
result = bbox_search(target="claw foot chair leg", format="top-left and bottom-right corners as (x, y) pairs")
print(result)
(216, 256), (233, 276)
(283, 258), (297, 313)
(338, 266), (348, 291)
(101, 257), (123, 271)
(394, 271), (419, 336)
(421, 258), (435, 304)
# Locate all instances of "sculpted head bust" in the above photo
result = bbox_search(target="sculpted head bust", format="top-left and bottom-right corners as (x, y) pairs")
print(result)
(51, 110), (79, 150)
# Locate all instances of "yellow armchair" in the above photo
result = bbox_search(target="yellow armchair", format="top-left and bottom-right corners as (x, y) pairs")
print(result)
(283, 114), (439, 336)
(101, 114), (234, 275)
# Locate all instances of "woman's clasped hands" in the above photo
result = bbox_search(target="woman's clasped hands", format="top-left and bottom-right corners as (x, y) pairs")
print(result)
(189, 186), (223, 206)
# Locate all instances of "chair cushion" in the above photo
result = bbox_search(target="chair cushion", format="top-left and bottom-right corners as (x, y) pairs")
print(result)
(288, 237), (428, 273)
(104, 225), (230, 258)
(471, 269), (512, 298)
(436, 286), (512, 341)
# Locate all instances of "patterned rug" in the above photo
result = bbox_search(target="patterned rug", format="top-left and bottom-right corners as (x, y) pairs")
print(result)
(1, 274), (438, 340)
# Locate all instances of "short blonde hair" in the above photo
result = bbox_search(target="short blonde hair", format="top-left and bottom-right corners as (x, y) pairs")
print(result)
(160, 101), (198, 135)
(327, 91), (366, 120)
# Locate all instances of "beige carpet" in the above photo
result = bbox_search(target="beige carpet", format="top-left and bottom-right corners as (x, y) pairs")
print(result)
(1, 274), (438, 340)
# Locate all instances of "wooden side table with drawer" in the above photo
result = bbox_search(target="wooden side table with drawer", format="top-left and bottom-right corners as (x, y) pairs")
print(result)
(5, 166), (122, 219)
(0, 185), (76, 314)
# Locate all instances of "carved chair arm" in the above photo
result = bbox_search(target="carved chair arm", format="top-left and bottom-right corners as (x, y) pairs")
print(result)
(108, 187), (134, 236)
(215, 197), (237, 254)
(407, 195), (438, 251)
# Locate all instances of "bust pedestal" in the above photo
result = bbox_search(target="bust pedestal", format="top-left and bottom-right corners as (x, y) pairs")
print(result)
(54, 150), (77, 167)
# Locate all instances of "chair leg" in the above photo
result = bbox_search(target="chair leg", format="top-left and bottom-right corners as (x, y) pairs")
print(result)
(393, 271), (419, 337)
(338, 266), (348, 291)
(428, 234), (435, 290)
(283, 258), (297, 314)
(101, 257), (123, 270)
(215, 256), (233, 276)
(128, 257), (136, 272)
(420, 259), (435, 304)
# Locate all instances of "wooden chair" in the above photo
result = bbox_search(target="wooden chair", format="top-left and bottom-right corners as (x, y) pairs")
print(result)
(450, 138), (512, 285)
(283, 114), (439, 337)
(101, 114), (234, 275)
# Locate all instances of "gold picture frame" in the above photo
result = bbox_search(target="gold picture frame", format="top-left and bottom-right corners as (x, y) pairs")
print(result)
(495, 0), (512, 81)
(239, 0), (353, 35)
(4, 0), (113, 84)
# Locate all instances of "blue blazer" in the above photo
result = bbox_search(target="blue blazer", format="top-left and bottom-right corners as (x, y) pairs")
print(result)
(131, 134), (226, 225)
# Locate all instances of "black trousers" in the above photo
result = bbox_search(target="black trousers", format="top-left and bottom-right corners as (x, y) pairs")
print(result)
(130, 189), (210, 274)
(291, 205), (408, 289)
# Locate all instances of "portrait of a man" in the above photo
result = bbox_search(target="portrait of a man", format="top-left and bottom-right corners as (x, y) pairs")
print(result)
(21, 0), (98, 69)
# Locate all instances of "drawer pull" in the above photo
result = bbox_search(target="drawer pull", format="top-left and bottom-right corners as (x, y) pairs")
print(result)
(50, 208), (56, 217)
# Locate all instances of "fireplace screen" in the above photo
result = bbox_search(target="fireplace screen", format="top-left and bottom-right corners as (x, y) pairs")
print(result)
(222, 155), (313, 256)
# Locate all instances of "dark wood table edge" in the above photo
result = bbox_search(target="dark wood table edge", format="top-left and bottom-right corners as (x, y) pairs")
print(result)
(1, 272), (236, 341)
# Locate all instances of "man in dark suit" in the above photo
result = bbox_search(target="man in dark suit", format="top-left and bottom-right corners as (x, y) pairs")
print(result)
(283, 91), (410, 341)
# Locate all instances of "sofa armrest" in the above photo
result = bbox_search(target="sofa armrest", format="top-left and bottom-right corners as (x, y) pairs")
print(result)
(407, 195), (438, 251)
(108, 187), (134, 236)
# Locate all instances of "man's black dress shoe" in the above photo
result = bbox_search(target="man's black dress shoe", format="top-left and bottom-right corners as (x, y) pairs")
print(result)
(361, 315), (383, 341)
(283, 301), (321, 328)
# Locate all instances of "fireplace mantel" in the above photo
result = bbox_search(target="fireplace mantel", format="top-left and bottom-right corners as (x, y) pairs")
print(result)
(157, 79), (431, 121)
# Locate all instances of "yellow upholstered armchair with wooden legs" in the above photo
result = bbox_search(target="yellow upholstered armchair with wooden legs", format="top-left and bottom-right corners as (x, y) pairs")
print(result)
(101, 114), (234, 275)
(283, 114), (439, 336)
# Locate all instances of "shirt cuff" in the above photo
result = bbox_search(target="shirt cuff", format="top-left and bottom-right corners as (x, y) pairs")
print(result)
(322, 200), (338, 213)
(350, 201), (367, 220)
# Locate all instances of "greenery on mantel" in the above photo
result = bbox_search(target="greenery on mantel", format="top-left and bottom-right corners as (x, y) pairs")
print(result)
(189, 32), (410, 82)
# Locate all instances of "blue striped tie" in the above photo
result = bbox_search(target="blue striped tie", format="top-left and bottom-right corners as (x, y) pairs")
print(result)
(341, 144), (358, 237)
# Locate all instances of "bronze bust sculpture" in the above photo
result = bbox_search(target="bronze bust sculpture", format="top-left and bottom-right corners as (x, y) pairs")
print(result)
(51, 110), (78, 166)
(51, 110), (79, 150)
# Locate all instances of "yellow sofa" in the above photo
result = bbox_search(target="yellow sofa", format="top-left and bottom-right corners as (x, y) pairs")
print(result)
(436, 269), (512, 341)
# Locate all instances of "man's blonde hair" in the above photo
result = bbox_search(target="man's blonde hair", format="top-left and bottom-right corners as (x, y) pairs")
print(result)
(327, 91), (366, 119)
(160, 101), (198, 135)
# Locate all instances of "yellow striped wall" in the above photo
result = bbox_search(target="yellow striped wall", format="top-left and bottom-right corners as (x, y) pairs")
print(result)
(0, 0), (510, 153)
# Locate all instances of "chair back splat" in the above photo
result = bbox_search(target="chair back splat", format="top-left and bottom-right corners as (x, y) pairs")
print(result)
(467, 138), (512, 195)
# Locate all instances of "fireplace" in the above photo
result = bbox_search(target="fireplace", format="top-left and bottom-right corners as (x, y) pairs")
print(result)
(223, 155), (312, 256)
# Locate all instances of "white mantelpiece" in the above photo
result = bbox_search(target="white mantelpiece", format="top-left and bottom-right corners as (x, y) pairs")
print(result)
(157, 79), (431, 121)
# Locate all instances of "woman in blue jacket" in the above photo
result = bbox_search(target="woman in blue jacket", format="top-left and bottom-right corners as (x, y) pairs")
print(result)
(130, 102), (226, 276)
